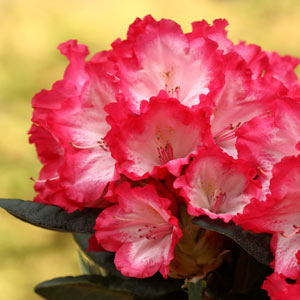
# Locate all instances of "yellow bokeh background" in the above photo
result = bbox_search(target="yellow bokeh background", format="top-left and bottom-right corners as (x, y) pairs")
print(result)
(1, 0), (300, 299)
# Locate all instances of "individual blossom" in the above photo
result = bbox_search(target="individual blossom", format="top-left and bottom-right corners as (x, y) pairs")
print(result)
(28, 124), (70, 209)
(198, 20), (300, 93)
(235, 41), (300, 95)
(262, 271), (300, 300)
(174, 148), (260, 223)
(262, 252), (300, 300)
(94, 182), (182, 278)
(236, 98), (300, 198)
(110, 15), (224, 113)
(188, 20), (297, 158)
(237, 155), (300, 279)
(106, 92), (213, 180)
(208, 51), (283, 158)
(185, 19), (234, 55)
(30, 40), (119, 212)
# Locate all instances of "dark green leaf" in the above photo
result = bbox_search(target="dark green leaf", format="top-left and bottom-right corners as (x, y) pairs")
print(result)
(74, 233), (119, 276)
(233, 250), (271, 296)
(35, 275), (134, 300)
(78, 251), (107, 276)
(74, 233), (183, 298)
(193, 216), (273, 266)
(0, 198), (100, 233)
(187, 280), (206, 300)
(133, 291), (187, 300)
(220, 294), (252, 300)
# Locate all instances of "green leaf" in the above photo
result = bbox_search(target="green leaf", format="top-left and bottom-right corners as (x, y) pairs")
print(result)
(133, 291), (187, 300)
(35, 275), (185, 300)
(74, 233), (119, 276)
(73, 233), (183, 298)
(232, 250), (271, 296)
(0, 198), (100, 233)
(193, 216), (273, 266)
(187, 280), (206, 300)
(35, 275), (134, 300)
(78, 251), (107, 276)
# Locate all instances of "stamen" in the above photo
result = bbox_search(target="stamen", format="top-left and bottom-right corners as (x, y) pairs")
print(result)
(70, 141), (100, 149)
(106, 72), (120, 83)
(113, 216), (145, 222)
(281, 225), (300, 238)
(211, 190), (226, 213)
(257, 166), (272, 177)
(69, 138), (109, 152)
(157, 141), (174, 165)
(98, 138), (110, 152)
(30, 176), (59, 183)
(175, 86), (181, 99)
(113, 216), (172, 241)
(214, 123), (241, 143)
(167, 87), (181, 98)
(138, 223), (172, 240)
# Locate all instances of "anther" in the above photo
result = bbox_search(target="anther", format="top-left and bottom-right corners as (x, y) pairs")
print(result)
(257, 166), (272, 177)
(30, 176), (59, 183)
(281, 225), (300, 238)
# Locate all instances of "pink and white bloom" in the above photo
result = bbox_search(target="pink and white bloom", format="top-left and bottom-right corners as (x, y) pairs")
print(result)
(237, 155), (300, 279)
(235, 41), (300, 95)
(174, 148), (260, 223)
(30, 40), (119, 212)
(94, 182), (182, 278)
(262, 252), (300, 300)
(111, 15), (223, 113)
(186, 19), (234, 55)
(208, 52), (282, 158)
(262, 271), (300, 300)
(236, 98), (300, 198)
(106, 92), (213, 180)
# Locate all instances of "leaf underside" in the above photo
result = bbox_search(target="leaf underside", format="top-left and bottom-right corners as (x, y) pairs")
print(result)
(0, 198), (100, 233)
(73, 233), (183, 298)
(193, 215), (273, 266)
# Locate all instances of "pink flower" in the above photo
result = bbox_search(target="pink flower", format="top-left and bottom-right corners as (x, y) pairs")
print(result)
(110, 15), (223, 113)
(237, 155), (300, 279)
(236, 98), (300, 198)
(262, 252), (300, 300)
(186, 19), (233, 54)
(94, 182), (182, 278)
(208, 52), (282, 158)
(28, 16), (300, 291)
(30, 40), (119, 212)
(262, 271), (300, 300)
(174, 148), (260, 223)
(235, 41), (300, 95)
(106, 92), (213, 180)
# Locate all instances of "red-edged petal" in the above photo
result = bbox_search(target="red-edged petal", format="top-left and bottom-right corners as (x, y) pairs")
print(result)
(94, 182), (182, 278)
(187, 19), (233, 54)
(30, 40), (119, 210)
(262, 272), (300, 300)
(106, 93), (212, 180)
(209, 53), (281, 158)
(112, 15), (223, 112)
(174, 148), (260, 223)
(236, 98), (300, 193)
(237, 155), (300, 278)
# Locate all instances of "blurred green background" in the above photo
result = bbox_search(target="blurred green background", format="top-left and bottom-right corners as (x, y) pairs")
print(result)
(1, 0), (300, 299)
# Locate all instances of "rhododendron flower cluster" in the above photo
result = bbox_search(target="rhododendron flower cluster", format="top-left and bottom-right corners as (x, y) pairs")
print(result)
(29, 15), (300, 298)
